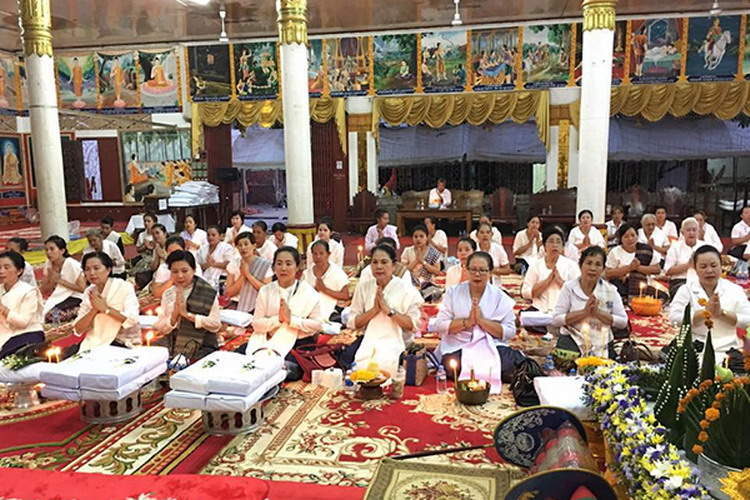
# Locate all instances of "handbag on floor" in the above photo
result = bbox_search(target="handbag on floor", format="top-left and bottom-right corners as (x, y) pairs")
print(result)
(290, 343), (342, 383)
(510, 357), (543, 407)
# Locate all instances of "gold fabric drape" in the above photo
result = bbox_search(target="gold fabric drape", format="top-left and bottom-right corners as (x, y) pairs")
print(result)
(373, 91), (549, 148)
(193, 97), (347, 153)
(568, 81), (750, 127)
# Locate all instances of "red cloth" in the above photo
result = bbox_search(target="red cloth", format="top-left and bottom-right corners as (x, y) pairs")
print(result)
(570, 485), (597, 500)
(0, 467), (269, 500)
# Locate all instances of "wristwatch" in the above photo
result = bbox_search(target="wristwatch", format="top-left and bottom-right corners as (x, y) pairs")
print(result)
(387, 308), (396, 317)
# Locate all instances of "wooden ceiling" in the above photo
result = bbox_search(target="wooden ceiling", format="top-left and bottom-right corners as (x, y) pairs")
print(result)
(0, 0), (748, 51)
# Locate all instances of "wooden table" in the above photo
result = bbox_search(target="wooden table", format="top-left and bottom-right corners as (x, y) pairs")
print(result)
(396, 209), (473, 235)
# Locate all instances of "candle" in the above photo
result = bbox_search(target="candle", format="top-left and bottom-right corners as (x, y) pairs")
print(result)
(581, 323), (591, 357)
(45, 347), (55, 363)
(145, 331), (154, 347)
(449, 359), (458, 387)
(357, 245), (363, 262)
(639, 282), (645, 298)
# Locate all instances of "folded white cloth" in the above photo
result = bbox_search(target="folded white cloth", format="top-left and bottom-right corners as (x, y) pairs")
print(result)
(78, 347), (169, 391)
(139, 315), (158, 328)
(170, 351), (249, 395)
(41, 384), (81, 401)
(321, 322), (342, 335)
(204, 369), (286, 412)
(520, 311), (554, 327)
(80, 363), (166, 400)
(533, 376), (593, 421)
(40, 345), (132, 389)
(219, 310), (253, 328)
(0, 362), (55, 384)
(164, 389), (206, 410)
(205, 354), (285, 396)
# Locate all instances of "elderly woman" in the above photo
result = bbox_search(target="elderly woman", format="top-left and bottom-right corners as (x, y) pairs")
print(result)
(225, 232), (272, 313)
(551, 246), (628, 359)
(306, 220), (344, 269)
(470, 215), (502, 246)
(41, 235), (86, 324)
(638, 213), (670, 259)
(199, 225), (234, 292)
(180, 215), (208, 257)
(73, 252), (140, 353)
(154, 250), (221, 359)
(246, 247), (323, 361)
(670, 245), (750, 365)
(475, 222), (511, 283)
(521, 228), (580, 332)
(434, 252), (520, 393)
(565, 209), (606, 262)
(401, 224), (443, 288)
(665, 217), (706, 298)
(605, 223), (662, 302)
(271, 222), (299, 250)
(344, 244), (423, 374)
(83, 229), (126, 280)
(302, 240), (350, 321)
(0, 251), (44, 359)
(446, 237), (476, 287)
(513, 215), (543, 275)
(692, 210), (722, 253)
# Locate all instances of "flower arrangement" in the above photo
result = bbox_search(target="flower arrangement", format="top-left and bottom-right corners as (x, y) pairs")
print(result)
(584, 363), (708, 499)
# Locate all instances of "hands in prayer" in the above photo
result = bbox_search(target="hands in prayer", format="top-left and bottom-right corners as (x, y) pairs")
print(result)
(375, 287), (391, 315)
(279, 298), (292, 324)
(585, 294), (599, 316)
(90, 289), (109, 313)
(628, 259), (641, 272)
(705, 293), (721, 317)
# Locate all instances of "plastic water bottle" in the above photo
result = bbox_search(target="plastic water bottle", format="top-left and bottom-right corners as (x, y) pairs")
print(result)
(344, 363), (357, 394)
(436, 366), (447, 394)
(543, 355), (555, 373)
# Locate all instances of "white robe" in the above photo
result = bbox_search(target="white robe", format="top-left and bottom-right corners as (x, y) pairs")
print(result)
(564, 226), (606, 262)
(0, 281), (43, 352)
(43, 257), (84, 316)
(302, 263), (349, 320)
(433, 282), (516, 394)
(521, 256), (581, 313)
(347, 276), (423, 375)
(181, 228), (209, 257)
(306, 239), (345, 269)
(199, 241), (235, 291)
(74, 278), (141, 351)
(247, 280), (323, 357)
(224, 224), (252, 245)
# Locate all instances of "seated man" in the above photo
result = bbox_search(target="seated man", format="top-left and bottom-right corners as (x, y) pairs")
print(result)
(428, 178), (451, 209)
(150, 236), (203, 299)
(364, 209), (399, 254)
(100, 216), (125, 256)
(729, 205), (750, 261)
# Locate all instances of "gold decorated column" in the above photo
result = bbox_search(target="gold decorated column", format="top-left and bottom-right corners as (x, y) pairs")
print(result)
(276, 0), (315, 251)
(576, 0), (617, 223)
(19, 0), (69, 240)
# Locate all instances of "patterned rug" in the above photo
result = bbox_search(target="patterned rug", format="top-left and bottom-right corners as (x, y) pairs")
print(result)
(201, 381), (522, 488)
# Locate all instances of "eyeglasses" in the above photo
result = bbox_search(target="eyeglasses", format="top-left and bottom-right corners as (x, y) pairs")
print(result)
(467, 267), (490, 275)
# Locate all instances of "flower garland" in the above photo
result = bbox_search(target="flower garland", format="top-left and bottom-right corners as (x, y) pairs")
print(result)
(584, 363), (708, 499)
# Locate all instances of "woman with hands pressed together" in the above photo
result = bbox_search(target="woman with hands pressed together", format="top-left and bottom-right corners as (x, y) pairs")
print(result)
(41, 235), (86, 323)
(552, 246), (628, 359)
(401, 224), (443, 287)
(475, 222), (511, 283)
(445, 237), (476, 287)
(434, 251), (520, 393)
(344, 244), (423, 374)
(302, 240), (350, 321)
(0, 251), (44, 359)
(225, 232), (272, 313)
(605, 223), (662, 302)
(513, 215), (543, 275)
(565, 209), (605, 262)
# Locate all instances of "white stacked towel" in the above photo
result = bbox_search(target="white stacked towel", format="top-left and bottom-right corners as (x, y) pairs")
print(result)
(219, 310), (253, 328)
(39, 346), (168, 402)
(0, 362), (55, 385)
(168, 181), (219, 207)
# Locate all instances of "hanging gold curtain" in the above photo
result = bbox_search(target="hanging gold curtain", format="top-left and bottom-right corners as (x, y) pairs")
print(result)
(193, 97), (347, 153)
(372, 91), (549, 147)
(568, 81), (750, 127)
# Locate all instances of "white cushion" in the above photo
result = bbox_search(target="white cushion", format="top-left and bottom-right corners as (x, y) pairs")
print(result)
(164, 390), (206, 410)
(78, 346), (168, 390)
(170, 351), (248, 394)
(81, 363), (165, 400)
(520, 311), (554, 327)
(204, 370), (286, 412)
(41, 384), (81, 401)
(219, 310), (253, 327)
(0, 362), (54, 384)
(533, 376), (593, 421)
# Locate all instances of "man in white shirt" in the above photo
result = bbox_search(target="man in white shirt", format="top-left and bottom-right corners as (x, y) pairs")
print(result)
(271, 222), (299, 251)
(364, 209), (399, 253)
(690, 210), (723, 253)
(100, 216), (125, 255)
(428, 178), (451, 209)
(729, 205), (750, 261)
(252, 221), (277, 263)
(655, 206), (678, 241)
(664, 217), (705, 297)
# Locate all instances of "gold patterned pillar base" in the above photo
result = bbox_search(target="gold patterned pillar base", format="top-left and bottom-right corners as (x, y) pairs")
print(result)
(348, 112), (373, 193)
(288, 225), (316, 253)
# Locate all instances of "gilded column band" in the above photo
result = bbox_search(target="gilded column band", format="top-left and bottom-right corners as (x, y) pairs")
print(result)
(581, 0), (616, 32)
(18, 0), (53, 57)
(557, 119), (570, 188)
(276, 0), (308, 45)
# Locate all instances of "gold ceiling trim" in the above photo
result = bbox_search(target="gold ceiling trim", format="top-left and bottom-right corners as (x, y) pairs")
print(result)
(194, 97), (346, 154)
(18, 0), (53, 58)
(582, 0), (617, 32)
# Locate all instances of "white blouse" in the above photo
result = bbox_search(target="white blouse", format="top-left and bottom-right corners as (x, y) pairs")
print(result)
(247, 280), (323, 357)
(257, 239), (277, 263)
(669, 278), (750, 363)
(346, 275), (423, 374)
(181, 228), (208, 257)
(551, 278), (628, 358)
(429, 229), (449, 256)
(664, 239), (706, 281)
(74, 278), (141, 350)
(700, 224), (723, 253)
(564, 226), (606, 262)
(658, 220), (679, 240)
(606, 245), (660, 270)
(0, 280), (43, 352)
(306, 239), (345, 269)
(272, 232), (299, 250)
(513, 229), (543, 260)
(199, 241), (235, 291)
(43, 257), (84, 316)
(521, 256), (581, 313)
(154, 281), (222, 335)
(476, 242), (509, 268)
(638, 227), (669, 257)
(302, 263), (349, 320)
(445, 264), (466, 288)
(83, 240), (126, 275)
(605, 219), (623, 244)
(20, 263), (36, 287)
(224, 224), (252, 245)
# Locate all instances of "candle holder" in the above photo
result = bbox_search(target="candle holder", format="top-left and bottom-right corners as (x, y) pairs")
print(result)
(455, 379), (490, 405)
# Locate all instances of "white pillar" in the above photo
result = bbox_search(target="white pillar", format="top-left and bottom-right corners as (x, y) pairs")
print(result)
(20, 0), (69, 240)
(366, 131), (378, 193)
(545, 125), (560, 191)
(276, 0), (315, 249)
(576, 0), (616, 223)
(345, 96), (377, 194)
(347, 132), (358, 203)
(548, 87), (581, 190)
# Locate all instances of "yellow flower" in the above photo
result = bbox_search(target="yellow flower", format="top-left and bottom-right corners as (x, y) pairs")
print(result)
(692, 444), (704, 455)
(698, 431), (709, 442)
(705, 408), (720, 421)
(699, 419), (710, 429)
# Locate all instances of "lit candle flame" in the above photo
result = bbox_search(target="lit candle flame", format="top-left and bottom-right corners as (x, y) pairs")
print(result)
(448, 358), (459, 387)
(45, 347), (55, 363)
(155, 307), (163, 316)
(639, 282), (645, 298)
(145, 331), (154, 346)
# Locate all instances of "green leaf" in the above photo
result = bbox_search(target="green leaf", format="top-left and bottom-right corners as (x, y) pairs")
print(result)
(700, 330), (716, 382)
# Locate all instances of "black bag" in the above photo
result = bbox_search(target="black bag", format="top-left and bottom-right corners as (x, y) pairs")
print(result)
(510, 357), (544, 407)
(614, 339), (656, 363)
